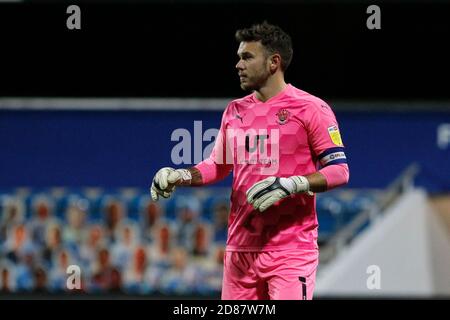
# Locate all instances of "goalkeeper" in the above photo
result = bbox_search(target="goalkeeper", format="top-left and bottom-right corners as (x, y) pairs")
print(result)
(151, 22), (349, 300)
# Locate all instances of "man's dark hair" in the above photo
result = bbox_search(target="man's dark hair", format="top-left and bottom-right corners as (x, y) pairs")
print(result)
(235, 21), (293, 72)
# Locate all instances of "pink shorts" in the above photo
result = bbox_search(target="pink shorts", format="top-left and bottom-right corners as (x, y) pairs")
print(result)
(221, 249), (319, 300)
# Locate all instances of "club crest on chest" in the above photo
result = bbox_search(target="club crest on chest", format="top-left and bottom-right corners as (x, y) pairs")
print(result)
(276, 109), (290, 125)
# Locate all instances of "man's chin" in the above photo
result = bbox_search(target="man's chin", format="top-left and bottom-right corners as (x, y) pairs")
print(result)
(240, 82), (254, 91)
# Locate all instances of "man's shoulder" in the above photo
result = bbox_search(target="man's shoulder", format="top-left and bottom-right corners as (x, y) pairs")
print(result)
(222, 93), (255, 116)
(287, 84), (330, 110)
(229, 92), (255, 106)
(289, 85), (333, 114)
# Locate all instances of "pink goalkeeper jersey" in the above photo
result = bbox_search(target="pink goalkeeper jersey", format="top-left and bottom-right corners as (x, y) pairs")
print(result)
(200, 84), (346, 252)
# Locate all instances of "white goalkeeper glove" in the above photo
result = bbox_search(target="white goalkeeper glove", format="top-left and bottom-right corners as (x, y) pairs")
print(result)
(150, 167), (192, 201)
(246, 176), (312, 212)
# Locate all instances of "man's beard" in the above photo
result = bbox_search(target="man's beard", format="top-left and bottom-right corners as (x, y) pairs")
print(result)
(240, 69), (270, 92)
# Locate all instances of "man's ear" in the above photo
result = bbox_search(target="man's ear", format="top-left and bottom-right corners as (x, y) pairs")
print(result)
(269, 54), (282, 73)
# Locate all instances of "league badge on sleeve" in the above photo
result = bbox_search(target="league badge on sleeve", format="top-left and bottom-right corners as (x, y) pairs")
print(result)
(328, 125), (343, 146)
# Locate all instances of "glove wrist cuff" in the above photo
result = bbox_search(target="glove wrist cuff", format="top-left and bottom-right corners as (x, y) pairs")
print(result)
(177, 169), (193, 185)
(290, 175), (310, 193)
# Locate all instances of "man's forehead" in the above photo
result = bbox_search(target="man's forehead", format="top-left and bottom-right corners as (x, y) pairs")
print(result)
(237, 41), (262, 55)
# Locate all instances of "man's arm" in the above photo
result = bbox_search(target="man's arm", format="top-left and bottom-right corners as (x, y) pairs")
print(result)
(158, 161), (232, 188)
(169, 167), (203, 186)
(246, 164), (349, 212)
(306, 162), (350, 193)
(150, 164), (231, 201)
(305, 171), (328, 193)
(186, 167), (203, 186)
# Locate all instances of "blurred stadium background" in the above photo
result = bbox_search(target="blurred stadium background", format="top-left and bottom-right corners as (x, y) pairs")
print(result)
(0, 0), (449, 299)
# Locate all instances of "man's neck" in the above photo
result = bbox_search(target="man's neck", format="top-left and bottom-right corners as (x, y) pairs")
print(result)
(255, 77), (287, 103)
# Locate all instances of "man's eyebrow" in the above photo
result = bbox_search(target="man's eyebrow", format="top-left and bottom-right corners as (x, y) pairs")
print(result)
(237, 51), (254, 57)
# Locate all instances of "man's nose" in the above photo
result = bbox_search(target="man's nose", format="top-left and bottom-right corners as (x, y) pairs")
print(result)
(236, 60), (244, 70)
